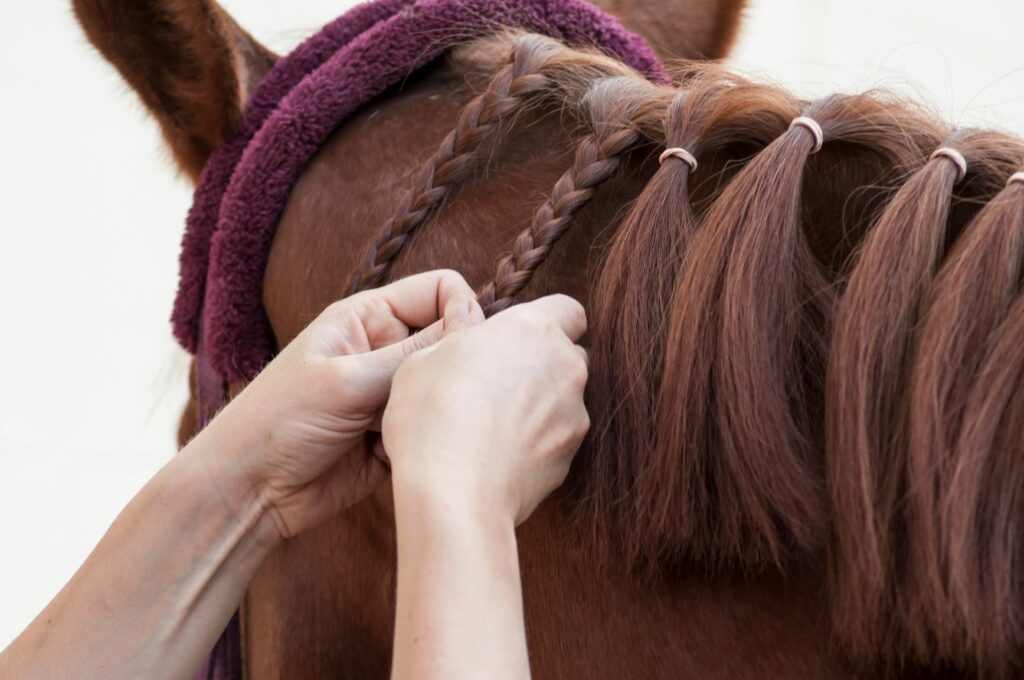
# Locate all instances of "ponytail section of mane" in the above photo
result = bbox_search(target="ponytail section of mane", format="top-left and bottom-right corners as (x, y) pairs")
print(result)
(950, 289), (1024, 675)
(585, 71), (801, 567)
(909, 160), (1024, 671)
(375, 33), (1024, 675)
(827, 138), (962, 661)
(588, 86), (942, 570)
(827, 129), (1024, 669)
(901, 134), (1023, 670)
(662, 99), (831, 566)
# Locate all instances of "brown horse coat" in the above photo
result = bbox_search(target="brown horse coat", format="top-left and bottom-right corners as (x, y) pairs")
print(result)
(74, 1), (1020, 678)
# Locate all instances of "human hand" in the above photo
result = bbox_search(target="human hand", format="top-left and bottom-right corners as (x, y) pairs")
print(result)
(382, 294), (590, 526)
(199, 269), (484, 539)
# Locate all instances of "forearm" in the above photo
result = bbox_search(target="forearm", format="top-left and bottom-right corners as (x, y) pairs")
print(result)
(0, 432), (278, 680)
(391, 476), (530, 680)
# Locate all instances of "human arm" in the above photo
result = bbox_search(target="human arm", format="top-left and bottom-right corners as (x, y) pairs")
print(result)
(0, 270), (479, 680)
(385, 295), (591, 680)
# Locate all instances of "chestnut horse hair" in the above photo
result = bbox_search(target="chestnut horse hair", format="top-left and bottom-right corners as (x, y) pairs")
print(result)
(71, 0), (1024, 670)
(346, 32), (1024, 676)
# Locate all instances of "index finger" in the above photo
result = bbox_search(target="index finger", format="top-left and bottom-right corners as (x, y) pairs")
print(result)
(358, 269), (476, 329)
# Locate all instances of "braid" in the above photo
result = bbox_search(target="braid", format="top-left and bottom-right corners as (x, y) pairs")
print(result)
(344, 36), (559, 295)
(477, 78), (657, 315)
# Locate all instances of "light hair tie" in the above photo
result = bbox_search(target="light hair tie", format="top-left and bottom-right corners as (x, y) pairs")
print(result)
(930, 147), (967, 182)
(789, 116), (823, 153)
(659, 147), (698, 172)
(1007, 171), (1024, 187)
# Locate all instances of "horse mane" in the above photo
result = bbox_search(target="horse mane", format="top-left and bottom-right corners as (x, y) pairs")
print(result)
(352, 31), (1024, 676)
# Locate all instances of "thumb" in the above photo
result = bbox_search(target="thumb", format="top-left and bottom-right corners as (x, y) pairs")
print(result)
(361, 295), (484, 431)
(361, 294), (484, 376)
(441, 294), (485, 336)
(401, 293), (484, 353)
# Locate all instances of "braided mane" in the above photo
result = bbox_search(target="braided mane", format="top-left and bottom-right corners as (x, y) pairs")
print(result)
(348, 31), (1024, 678)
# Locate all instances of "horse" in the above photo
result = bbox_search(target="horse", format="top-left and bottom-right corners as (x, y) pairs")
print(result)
(73, 1), (1024, 678)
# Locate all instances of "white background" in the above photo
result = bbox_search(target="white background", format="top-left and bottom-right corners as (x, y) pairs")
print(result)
(1, 0), (1022, 650)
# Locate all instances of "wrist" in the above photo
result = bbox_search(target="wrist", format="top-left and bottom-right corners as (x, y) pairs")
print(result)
(392, 465), (517, 538)
(178, 423), (282, 552)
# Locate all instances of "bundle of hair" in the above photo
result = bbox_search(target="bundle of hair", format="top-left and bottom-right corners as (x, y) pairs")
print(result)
(377, 32), (1024, 677)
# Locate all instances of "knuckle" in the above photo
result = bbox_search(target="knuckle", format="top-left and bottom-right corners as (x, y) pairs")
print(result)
(551, 293), (587, 322)
(563, 350), (589, 387)
(436, 268), (471, 293)
(572, 306), (588, 333)
(569, 366), (588, 391)
(435, 267), (463, 283)
(512, 306), (550, 333)
(578, 408), (592, 436)
(364, 296), (392, 318)
(580, 351), (591, 375)
(329, 293), (378, 324)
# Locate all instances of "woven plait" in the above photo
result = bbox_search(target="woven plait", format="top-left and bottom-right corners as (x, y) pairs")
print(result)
(477, 125), (642, 315)
(345, 38), (558, 295)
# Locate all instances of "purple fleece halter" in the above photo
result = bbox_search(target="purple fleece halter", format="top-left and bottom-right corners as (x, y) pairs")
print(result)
(175, 0), (666, 384)
(188, 1), (663, 678)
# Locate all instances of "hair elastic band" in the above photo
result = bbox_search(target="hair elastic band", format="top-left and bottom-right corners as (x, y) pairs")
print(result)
(1007, 171), (1024, 187)
(930, 147), (967, 182)
(789, 116), (823, 153)
(659, 147), (698, 172)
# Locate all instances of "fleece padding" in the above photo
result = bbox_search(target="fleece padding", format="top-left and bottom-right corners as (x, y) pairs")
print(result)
(174, 0), (666, 382)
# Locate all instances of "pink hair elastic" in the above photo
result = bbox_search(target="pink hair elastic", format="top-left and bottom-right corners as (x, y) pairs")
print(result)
(1008, 171), (1024, 187)
(930, 147), (967, 182)
(659, 146), (698, 172)
(789, 116), (823, 153)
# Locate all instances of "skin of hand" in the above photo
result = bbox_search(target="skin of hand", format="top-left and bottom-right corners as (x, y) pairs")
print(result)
(0, 269), (484, 680)
(384, 293), (590, 524)
(0, 269), (591, 680)
(203, 269), (484, 539)
(385, 294), (591, 680)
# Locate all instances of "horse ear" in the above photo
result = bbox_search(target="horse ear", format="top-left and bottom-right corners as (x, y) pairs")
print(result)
(72, 0), (277, 179)
(591, 0), (747, 60)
